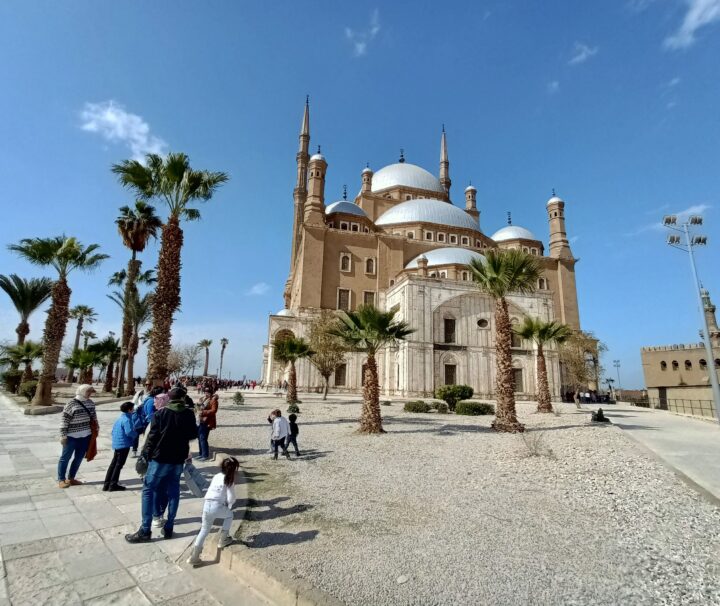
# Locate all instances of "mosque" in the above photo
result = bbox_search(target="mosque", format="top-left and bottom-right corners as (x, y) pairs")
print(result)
(261, 100), (582, 398)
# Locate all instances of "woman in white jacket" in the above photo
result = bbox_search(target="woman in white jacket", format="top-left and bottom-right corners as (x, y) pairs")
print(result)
(187, 457), (240, 566)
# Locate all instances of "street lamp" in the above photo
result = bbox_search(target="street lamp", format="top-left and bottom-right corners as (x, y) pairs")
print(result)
(613, 360), (622, 399)
(663, 213), (720, 423)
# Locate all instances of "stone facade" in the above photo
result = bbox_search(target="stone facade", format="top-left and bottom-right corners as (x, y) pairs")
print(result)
(262, 100), (583, 398)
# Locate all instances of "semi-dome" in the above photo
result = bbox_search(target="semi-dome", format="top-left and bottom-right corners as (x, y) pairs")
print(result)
(325, 200), (368, 218)
(376, 198), (480, 231)
(546, 195), (564, 206)
(405, 247), (485, 269)
(371, 163), (444, 194)
(491, 225), (537, 242)
(275, 309), (294, 317)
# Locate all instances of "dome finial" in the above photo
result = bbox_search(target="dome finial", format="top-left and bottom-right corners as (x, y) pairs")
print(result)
(317, 145), (321, 154)
(306, 94), (310, 106)
(399, 148), (405, 163)
(507, 211), (512, 226)
(552, 187), (556, 196)
(342, 184), (347, 200)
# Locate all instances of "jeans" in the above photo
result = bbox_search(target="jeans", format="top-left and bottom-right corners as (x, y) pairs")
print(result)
(194, 500), (233, 549)
(286, 435), (300, 455)
(197, 423), (210, 459)
(140, 461), (183, 533)
(57, 435), (91, 481)
(104, 447), (130, 488)
(272, 438), (289, 457)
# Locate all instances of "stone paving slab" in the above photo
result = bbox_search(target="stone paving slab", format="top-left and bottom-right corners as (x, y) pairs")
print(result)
(0, 392), (272, 606)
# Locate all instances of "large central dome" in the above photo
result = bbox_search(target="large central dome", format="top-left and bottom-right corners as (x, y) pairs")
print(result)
(372, 163), (444, 194)
(376, 198), (480, 231)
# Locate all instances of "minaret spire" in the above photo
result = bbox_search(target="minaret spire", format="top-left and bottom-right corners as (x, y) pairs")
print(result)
(439, 125), (451, 198)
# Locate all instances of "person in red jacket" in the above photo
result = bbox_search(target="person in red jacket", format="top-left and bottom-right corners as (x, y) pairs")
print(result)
(196, 390), (219, 461)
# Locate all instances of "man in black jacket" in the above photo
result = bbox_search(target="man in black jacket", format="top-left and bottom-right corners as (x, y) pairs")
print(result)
(126, 386), (198, 543)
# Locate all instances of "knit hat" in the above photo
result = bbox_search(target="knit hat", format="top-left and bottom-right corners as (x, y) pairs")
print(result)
(76, 384), (96, 399)
(154, 393), (170, 410)
(168, 386), (187, 400)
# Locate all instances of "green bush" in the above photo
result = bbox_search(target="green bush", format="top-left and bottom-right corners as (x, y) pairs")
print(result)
(435, 385), (474, 411)
(232, 392), (245, 405)
(455, 401), (494, 416)
(1, 370), (22, 393)
(19, 380), (38, 402)
(404, 400), (431, 413)
(381, 400), (392, 406)
(435, 402), (449, 414)
(287, 403), (300, 414)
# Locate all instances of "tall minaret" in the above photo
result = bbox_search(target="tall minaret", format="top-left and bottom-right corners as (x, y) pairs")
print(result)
(290, 96), (310, 269)
(439, 125), (451, 198)
(465, 182), (479, 225)
(701, 288), (720, 345)
(547, 191), (573, 259)
(304, 146), (327, 226)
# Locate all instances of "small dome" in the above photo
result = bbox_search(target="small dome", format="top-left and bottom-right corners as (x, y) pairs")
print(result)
(362, 166), (373, 174)
(465, 184), (477, 192)
(405, 247), (485, 269)
(275, 309), (294, 317)
(546, 195), (564, 206)
(325, 201), (368, 218)
(376, 198), (480, 231)
(372, 163), (444, 194)
(491, 225), (537, 242)
(310, 153), (325, 162)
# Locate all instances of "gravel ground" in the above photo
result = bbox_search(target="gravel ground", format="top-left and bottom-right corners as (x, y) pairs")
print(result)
(208, 392), (720, 606)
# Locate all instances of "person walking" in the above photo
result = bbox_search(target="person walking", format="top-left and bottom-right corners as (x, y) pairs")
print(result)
(103, 402), (137, 491)
(58, 384), (98, 489)
(286, 413), (301, 457)
(125, 386), (198, 543)
(186, 457), (240, 566)
(270, 409), (290, 460)
(196, 390), (219, 461)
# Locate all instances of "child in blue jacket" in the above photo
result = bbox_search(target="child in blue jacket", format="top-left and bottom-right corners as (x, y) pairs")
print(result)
(104, 402), (138, 491)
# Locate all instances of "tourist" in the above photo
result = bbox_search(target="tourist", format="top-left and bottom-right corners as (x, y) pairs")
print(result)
(186, 457), (240, 566)
(58, 384), (98, 489)
(103, 402), (137, 491)
(270, 409), (290, 460)
(125, 386), (198, 543)
(286, 413), (301, 457)
(197, 390), (219, 461)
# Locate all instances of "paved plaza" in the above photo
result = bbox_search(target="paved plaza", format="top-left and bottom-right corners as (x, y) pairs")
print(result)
(0, 393), (269, 606)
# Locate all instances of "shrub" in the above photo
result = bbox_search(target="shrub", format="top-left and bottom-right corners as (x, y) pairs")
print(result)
(435, 402), (449, 414)
(435, 385), (474, 411)
(19, 380), (38, 402)
(404, 400), (430, 413)
(381, 400), (392, 406)
(287, 403), (300, 414)
(455, 401), (494, 416)
(1, 370), (23, 393)
(232, 392), (245, 405)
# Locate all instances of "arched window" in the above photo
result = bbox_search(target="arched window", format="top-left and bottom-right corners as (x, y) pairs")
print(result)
(340, 253), (351, 272)
(660, 361), (667, 371)
(425, 232), (434, 241)
(510, 318), (522, 348)
(449, 234), (457, 244)
(461, 236), (469, 245)
(389, 279), (395, 286)
(715, 359), (720, 369)
(671, 360), (679, 370)
(531, 248), (538, 255)
(340, 222), (348, 231)
(350, 223), (359, 232)
(365, 258), (375, 275)
(538, 278), (547, 290)
(405, 194), (412, 200)
(685, 360), (692, 370)
(437, 233), (446, 242)
(461, 271), (469, 281)
(407, 231), (415, 239)
(699, 359), (707, 369)
(475, 240), (481, 247)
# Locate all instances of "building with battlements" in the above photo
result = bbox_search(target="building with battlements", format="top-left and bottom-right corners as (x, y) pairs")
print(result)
(261, 100), (583, 398)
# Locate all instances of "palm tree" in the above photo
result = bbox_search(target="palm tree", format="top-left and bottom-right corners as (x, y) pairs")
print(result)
(0, 341), (43, 385)
(81, 330), (97, 349)
(330, 305), (413, 433)
(88, 336), (121, 393)
(112, 153), (228, 383)
(125, 292), (153, 395)
(219, 338), (229, 380)
(0, 274), (53, 346)
(272, 337), (313, 405)
(67, 305), (96, 382)
(515, 317), (572, 414)
(468, 249), (540, 432)
(114, 201), (162, 395)
(64, 349), (103, 385)
(198, 339), (213, 376)
(9, 237), (108, 405)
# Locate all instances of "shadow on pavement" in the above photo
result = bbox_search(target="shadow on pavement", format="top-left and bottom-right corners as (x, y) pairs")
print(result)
(242, 529), (319, 548)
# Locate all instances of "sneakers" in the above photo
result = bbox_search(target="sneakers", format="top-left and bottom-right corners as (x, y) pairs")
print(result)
(218, 531), (233, 548)
(58, 480), (70, 489)
(67, 479), (83, 486)
(108, 484), (126, 492)
(125, 529), (151, 544)
(195, 456), (207, 462)
(160, 527), (173, 539)
(152, 517), (165, 528)
(186, 545), (202, 567)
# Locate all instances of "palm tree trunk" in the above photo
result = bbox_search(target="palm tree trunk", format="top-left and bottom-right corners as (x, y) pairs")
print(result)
(360, 353), (384, 433)
(117, 256), (139, 396)
(16, 321), (29, 346)
(21, 363), (34, 384)
(287, 362), (298, 404)
(536, 343), (553, 413)
(31, 279), (71, 406)
(148, 217), (183, 383)
(126, 332), (139, 396)
(203, 348), (209, 376)
(67, 318), (83, 383)
(323, 375), (329, 400)
(491, 297), (524, 433)
(219, 350), (225, 380)
(104, 361), (114, 393)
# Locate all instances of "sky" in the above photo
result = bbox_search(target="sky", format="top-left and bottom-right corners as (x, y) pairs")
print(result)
(1, 0), (719, 388)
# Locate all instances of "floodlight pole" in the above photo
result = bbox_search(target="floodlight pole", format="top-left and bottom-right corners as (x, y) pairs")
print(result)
(682, 223), (720, 423)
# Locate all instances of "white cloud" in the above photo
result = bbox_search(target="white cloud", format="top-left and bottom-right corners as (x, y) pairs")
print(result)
(345, 9), (380, 57)
(665, 0), (720, 49)
(568, 42), (599, 65)
(625, 203), (711, 236)
(547, 80), (560, 94)
(667, 100), (678, 109)
(246, 282), (270, 296)
(80, 100), (167, 161)
(667, 76), (681, 87)
(675, 203), (711, 221)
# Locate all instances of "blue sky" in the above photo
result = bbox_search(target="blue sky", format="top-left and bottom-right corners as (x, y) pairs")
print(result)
(1, 1), (719, 387)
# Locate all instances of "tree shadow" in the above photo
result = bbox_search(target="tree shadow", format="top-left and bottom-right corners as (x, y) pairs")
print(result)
(242, 529), (319, 548)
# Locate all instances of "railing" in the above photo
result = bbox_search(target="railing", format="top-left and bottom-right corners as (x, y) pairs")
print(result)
(643, 397), (717, 420)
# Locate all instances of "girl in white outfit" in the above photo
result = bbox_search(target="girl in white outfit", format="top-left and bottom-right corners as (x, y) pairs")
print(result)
(187, 457), (240, 566)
